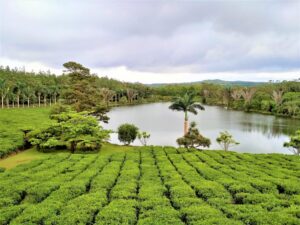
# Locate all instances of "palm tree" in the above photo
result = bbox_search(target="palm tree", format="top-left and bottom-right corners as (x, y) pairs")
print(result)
(24, 86), (34, 107)
(15, 81), (25, 108)
(169, 92), (205, 135)
(43, 87), (48, 107)
(50, 85), (59, 104)
(0, 79), (8, 109)
(35, 84), (43, 107)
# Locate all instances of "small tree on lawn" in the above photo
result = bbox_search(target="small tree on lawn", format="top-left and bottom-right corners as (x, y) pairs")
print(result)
(117, 123), (138, 145)
(284, 130), (300, 156)
(61, 114), (109, 153)
(137, 131), (150, 146)
(29, 112), (109, 153)
(177, 122), (211, 149)
(216, 131), (239, 151)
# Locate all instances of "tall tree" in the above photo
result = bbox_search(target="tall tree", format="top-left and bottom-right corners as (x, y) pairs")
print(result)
(63, 61), (90, 79)
(100, 88), (115, 107)
(126, 89), (137, 104)
(15, 81), (25, 108)
(0, 79), (9, 109)
(241, 88), (256, 110)
(43, 86), (48, 107)
(62, 62), (100, 111)
(231, 89), (242, 101)
(169, 92), (205, 135)
(50, 85), (59, 104)
(272, 90), (284, 106)
(36, 84), (44, 107)
(24, 86), (34, 107)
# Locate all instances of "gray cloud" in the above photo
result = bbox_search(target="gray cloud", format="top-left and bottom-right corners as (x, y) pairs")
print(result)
(0, 0), (299, 75)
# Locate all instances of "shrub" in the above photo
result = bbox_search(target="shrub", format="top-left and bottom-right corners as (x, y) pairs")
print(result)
(49, 104), (71, 116)
(29, 112), (110, 153)
(177, 121), (211, 149)
(137, 131), (151, 146)
(117, 123), (138, 145)
(216, 131), (239, 151)
(284, 130), (300, 156)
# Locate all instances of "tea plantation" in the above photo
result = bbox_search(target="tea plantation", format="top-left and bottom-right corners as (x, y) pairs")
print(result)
(0, 146), (299, 225)
(0, 108), (51, 158)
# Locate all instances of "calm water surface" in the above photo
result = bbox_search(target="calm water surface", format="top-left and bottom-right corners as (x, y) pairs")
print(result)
(103, 102), (300, 154)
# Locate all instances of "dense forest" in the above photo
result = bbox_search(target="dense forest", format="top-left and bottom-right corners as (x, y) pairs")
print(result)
(0, 62), (299, 118)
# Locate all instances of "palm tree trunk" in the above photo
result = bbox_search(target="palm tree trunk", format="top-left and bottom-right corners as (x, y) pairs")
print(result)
(27, 98), (30, 107)
(38, 94), (41, 107)
(17, 95), (20, 108)
(1, 96), (3, 109)
(184, 111), (189, 135)
(6, 98), (9, 108)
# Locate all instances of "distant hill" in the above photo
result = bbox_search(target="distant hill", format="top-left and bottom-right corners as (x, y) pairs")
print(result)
(148, 79), (266, 87)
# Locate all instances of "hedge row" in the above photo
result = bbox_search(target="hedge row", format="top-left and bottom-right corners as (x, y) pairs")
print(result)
(0, 146), (299, 225)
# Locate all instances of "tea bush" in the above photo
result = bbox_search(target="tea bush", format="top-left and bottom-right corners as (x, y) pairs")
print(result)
(0, 146), (299, 224)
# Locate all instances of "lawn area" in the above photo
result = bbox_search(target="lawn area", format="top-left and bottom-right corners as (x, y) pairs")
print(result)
(0, 146), (299, 225)
(0, 148), (46, 169)
(0, 143), (135, 170)
(0, 107), (52, 158)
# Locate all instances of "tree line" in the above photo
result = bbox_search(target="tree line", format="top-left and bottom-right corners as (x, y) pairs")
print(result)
(154, 81), (300, 118)
(0, 63), (156, 110)
(1, 62), (299, 118)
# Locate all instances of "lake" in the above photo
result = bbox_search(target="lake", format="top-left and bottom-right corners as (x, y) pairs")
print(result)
(102, 102), (300, 154)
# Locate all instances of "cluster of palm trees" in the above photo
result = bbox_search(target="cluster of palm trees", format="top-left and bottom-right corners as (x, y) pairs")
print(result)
(0, 78), (60, 109)
(0, 78), (141, 110)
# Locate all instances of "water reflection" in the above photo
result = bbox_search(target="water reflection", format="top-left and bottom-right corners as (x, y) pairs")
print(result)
(103, 102), (300, 154)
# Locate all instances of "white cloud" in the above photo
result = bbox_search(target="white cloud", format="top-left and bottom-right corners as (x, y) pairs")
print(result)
(0, 0), (299, 82)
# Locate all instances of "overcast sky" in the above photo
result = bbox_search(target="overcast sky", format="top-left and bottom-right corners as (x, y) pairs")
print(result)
(0, 0), (299, 83)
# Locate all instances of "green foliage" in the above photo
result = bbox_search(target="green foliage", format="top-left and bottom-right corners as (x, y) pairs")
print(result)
(137, 131), (151, 146)
(169, 92), (204, 117)
(216, 131), (239, 151)
(117, 123), (139, 145)
(284, 130), (300, 155)
(0, 147), (299, 224)
(177, 122), (211, 149)
(29, 112), (110, 153)
(119, 96), (128, 104)
(0, 108), (52, 158)
(49, 103), (71, 116)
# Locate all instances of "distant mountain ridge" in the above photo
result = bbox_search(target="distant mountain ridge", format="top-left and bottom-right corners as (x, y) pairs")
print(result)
(148, 79), (266, 87)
